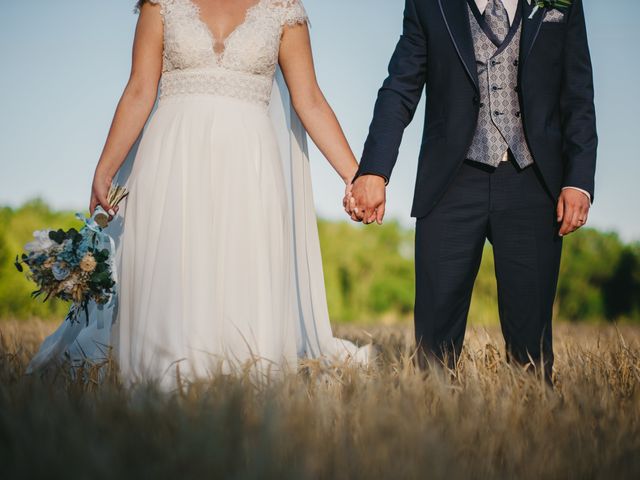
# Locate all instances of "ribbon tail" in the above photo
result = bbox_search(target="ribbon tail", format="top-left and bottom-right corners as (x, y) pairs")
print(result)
(97, 234), (117, 330)
(96, 306), (105, 330)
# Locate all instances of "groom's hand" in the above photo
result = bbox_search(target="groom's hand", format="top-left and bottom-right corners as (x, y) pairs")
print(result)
(350, 174), (386, 225)
(557, 188), (591, 237)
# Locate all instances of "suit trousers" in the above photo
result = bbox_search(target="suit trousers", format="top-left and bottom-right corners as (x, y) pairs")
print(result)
(414, 158), (562, 380)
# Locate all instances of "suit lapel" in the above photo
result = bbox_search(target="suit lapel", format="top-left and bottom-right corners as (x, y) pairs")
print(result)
(438, 0), (479, 91)
(520, 0), (544, 67)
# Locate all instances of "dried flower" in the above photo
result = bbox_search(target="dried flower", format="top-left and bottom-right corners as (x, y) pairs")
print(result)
(61, 275), (78, 294)
(80, 253), (97, 273)
(72, 284), (84, 303)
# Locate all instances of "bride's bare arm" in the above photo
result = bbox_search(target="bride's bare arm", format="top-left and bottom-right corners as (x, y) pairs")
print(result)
(90, 3), (163, 216)
(278, 23), (358, 187)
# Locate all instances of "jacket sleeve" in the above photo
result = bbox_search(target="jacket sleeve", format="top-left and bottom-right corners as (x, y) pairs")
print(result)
(560, 0), (598, 201)
(356, 0), (427, 183)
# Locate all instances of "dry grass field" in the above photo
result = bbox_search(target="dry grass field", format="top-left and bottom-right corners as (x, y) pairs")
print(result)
(1, 320), (640, 479)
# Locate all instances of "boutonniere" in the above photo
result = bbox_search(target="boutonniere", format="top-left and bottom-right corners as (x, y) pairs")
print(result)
(527, 0), (572, 20)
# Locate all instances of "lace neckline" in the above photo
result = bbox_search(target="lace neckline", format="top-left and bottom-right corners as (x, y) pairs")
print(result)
(186, 0), (264, 58)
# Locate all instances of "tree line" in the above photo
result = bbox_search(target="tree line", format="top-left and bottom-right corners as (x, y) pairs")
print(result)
(1, 199), (638, 324)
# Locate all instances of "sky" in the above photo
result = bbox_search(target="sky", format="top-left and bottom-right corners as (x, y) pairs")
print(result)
(0, 0), (639, 241)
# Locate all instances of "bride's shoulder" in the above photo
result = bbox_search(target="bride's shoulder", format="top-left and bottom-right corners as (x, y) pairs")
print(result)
(264, 0), (309, 27)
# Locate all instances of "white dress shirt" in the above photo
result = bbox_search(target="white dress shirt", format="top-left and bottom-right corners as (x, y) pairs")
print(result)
(474, 0), (591, 201)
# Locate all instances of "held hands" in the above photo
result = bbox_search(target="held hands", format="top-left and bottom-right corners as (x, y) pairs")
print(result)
(557, 188), (591, 237)
(343, 178), (590, 233)
(344, 174), (387, 225)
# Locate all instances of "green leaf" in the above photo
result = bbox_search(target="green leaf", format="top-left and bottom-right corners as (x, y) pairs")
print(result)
(549, 0), (572, 9)
(90, 270), (111, 284)
(49, 229), (66, 244)
(68, 228), (83, 244)
(14, 255), (23, 272)
(95, 249), (110, 262)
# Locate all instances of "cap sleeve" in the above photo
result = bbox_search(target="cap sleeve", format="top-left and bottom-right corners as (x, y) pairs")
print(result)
(274, 0), (309, 28)
(134, 0), (162, 14)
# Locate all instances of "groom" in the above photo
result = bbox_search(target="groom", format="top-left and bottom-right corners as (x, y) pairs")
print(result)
(348, 0), (597, 380)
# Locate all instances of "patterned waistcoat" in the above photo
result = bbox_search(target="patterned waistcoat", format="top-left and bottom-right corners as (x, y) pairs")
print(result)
(465, 3), (535, 168)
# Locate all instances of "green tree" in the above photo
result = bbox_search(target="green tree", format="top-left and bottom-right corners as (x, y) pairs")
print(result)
(0, 200), (79, 320)
(603, 246), (640, 320)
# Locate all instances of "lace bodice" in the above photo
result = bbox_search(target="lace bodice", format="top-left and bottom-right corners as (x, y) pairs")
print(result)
(140, 0), (308, 106)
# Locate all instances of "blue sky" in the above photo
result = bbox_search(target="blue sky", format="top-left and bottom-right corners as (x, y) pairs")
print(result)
(1, 0), (638, 241)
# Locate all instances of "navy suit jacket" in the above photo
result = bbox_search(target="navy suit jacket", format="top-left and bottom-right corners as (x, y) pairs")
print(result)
(357, 0), (597, 218)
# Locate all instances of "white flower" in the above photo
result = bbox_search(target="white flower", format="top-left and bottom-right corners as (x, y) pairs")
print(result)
(24, 230), (55, 253)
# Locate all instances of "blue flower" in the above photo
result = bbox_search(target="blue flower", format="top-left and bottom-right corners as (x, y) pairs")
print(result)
(32, 254), (48, 266)
(58, 240), (80, 265)
(52, 263), (71, 281)
(76, 238), (90, 258)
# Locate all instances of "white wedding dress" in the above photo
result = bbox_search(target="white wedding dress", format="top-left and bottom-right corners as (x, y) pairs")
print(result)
(28, 0), (370, 388)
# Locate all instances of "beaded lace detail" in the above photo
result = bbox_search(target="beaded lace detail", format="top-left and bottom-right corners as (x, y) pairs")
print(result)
(140, 0), (308, 106)
(159, 68), (274, 105)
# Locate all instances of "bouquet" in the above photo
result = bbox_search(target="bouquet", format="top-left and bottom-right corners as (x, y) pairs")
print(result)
(14, 185), (128, 325)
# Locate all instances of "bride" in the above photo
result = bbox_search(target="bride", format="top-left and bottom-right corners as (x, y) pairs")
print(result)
(28, 0), (370, 387)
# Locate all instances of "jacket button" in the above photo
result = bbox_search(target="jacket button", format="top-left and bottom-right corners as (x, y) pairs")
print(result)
(472, 96), (479, 105)
(515, 111), (521, 117)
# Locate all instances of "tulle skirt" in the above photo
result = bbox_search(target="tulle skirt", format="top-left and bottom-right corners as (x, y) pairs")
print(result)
(115, 95), (298, 385)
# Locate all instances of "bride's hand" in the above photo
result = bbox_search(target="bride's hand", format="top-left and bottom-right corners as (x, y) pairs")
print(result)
(343, 177), (361, 222)
(90, 169), (115, 218)
(343, 181), (353, 213)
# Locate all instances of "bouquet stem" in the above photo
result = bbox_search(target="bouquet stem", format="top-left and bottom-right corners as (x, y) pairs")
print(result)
(93, 185), (129, 228)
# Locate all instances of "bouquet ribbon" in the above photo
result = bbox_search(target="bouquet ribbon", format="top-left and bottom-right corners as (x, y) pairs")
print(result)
(75, 206), (119, 330)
